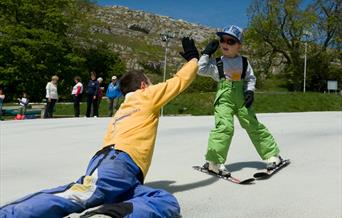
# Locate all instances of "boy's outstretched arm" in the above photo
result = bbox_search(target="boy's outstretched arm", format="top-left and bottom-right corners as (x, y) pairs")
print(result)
(198, 40), (220, 81)
(147, 37), (199, 110)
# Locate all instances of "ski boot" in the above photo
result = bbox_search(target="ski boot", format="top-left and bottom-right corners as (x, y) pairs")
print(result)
(265, 155), (283, 170)
(203, 161), (231, 177)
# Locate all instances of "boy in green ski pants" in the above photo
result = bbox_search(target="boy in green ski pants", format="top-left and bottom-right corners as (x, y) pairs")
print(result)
(198, 25), (282, 176)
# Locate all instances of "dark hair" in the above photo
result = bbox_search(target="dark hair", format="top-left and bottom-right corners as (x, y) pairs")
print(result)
(90, 71), (96, 77)
(119, 70), (148, 95)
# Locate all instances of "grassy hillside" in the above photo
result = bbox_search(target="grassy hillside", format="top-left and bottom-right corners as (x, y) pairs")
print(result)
(2, 92), (340, 120)
(163, 92), (342, 115)
(52, 92), (342, 117)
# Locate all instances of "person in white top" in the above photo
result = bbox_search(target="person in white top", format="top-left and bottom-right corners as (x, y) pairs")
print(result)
(71, 76), (83, 117)
(97, 77), (105, 112)
(44, 75), (59, 118)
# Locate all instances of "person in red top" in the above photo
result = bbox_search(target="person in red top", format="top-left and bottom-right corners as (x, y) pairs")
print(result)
(71, 76), (83, 117)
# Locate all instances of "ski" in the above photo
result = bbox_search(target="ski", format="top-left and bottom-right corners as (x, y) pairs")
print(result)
(253, 159), (290, 180)
(192, 165), (255, 185)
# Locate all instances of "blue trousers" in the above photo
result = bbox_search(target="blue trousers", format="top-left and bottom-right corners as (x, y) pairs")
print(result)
(0, 147), (180, 218)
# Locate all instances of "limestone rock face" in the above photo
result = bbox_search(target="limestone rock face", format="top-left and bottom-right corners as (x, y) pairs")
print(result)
(92, 5), (217, 71)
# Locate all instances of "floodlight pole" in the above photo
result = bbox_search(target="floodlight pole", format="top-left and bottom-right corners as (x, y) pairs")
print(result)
(304, 41), (307, 93)
(160, 33), (173, 116)
(303, 31), (311, 93)
(163, 38), (169, 84)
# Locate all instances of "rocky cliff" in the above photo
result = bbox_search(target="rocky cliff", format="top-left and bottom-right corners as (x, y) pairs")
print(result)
(91, 5), (217, 73)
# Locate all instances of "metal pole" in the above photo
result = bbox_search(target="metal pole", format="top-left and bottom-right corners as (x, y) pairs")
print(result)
(303, 41), (307, 93)
(163, 41), (168, 82)
(161, 37), (169, 116)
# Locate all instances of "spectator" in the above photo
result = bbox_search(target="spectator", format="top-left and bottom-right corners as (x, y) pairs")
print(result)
(71, 76), (83, 117)
(16, 92), (29, 120)
(44, 75), (59, 118)
(97, 77), (105, 112)
(0, 88), (5, 120)
(86, 71), (99, 117)
(106, 75), (122, 117)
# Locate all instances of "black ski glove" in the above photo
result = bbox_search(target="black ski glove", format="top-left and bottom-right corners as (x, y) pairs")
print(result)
(202, 39), (219, 57)
(179, 37), (199, 61)
(244, 90), (254, 108)
(80, 202), (133, 218)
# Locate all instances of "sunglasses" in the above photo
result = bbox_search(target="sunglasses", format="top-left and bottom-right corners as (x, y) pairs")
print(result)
(220, 38), (238, 45)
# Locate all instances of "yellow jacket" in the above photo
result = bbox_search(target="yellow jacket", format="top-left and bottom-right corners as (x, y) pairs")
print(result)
(102, 59), (198, 179)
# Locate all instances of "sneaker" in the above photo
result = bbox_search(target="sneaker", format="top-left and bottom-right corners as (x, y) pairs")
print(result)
(266, 155), (283, 170)
(203, 161), (230, 176)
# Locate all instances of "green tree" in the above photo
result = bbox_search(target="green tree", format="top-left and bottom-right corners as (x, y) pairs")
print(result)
(84, 46), (125, 80)
(0, 0), (125, 101)
(0, 0), (80, 101)
(245, 0), (341, 91)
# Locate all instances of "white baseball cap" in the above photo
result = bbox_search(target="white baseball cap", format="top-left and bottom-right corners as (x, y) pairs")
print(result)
(112, 76), (117, 80)
(216, 25), (243, 43)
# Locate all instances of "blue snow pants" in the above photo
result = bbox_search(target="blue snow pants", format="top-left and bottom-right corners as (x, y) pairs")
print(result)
(0, 146), (180, 218)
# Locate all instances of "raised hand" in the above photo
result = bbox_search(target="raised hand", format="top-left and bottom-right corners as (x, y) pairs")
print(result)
(179, 37), (199, 61)
(202, 39), (219, 57)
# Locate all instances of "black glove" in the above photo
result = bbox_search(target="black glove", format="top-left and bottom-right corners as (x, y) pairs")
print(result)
(244, 90), (254, 108)
(179, 37), (199, 61)
(80, 202), (133, 218)
(202, 39), (219, 57)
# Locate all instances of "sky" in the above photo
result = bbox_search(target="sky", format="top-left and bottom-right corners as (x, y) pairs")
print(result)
(97, 0), (254, 29)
